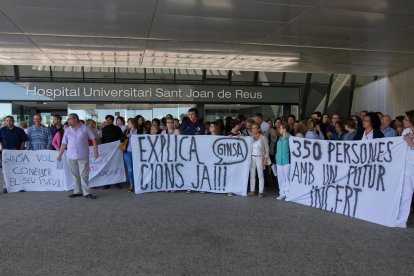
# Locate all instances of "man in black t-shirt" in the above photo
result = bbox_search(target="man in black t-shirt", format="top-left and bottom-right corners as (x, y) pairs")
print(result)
(0, 116), (28, 193)
(101, 115), (123, 144)
(101, 115), (123, 189)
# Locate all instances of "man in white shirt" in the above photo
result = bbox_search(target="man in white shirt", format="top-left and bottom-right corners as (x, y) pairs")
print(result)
(254, 113), (270, 138)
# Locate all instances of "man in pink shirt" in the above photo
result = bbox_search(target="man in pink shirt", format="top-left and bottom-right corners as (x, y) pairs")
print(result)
(57, 113), (99, 199)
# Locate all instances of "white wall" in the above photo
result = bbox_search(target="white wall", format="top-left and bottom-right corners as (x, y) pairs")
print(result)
(352, 67), (414, 118)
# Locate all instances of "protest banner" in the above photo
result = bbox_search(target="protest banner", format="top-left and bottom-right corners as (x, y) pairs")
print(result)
(2, 150), (66, 192)
(131, 135), (252, 195)
(287, 136), (407, 227)
(63, 141), (126, 189)
(2, 141), (125, 192)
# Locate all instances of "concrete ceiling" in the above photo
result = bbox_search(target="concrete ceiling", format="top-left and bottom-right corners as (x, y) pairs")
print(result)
(0, 0), (414, 75)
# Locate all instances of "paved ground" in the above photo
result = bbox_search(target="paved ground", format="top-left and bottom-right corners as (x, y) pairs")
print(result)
(0, 177), (413, 275)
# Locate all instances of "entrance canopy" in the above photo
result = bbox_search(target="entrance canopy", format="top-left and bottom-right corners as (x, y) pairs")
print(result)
(0, 1), (414, 75)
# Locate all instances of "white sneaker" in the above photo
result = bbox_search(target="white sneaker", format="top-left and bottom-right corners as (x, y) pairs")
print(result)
(396, 223), (407, 228)
(277, 195), (286, 200)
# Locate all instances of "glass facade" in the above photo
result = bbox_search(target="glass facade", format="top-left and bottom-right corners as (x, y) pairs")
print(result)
(0, 65), (381, 126)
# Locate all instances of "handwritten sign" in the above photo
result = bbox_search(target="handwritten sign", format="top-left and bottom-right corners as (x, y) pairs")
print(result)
(2, 141), (126, 192)
(287, 137), (407, 227)
(130, 135), (252, 195)
(63, 141), (126, 189)
(2, 150), (65, 192)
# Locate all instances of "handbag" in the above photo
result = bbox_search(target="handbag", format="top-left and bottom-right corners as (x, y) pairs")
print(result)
(119, 139), (128, 152)
(119, 130), (129, 152)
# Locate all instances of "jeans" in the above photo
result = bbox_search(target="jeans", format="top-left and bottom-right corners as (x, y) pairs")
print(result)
(124, 151), (134, 186)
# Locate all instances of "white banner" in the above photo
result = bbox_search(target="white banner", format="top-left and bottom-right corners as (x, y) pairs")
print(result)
(287, 136), (407, 227)
(2, 150), (66, 192)
(131, 135), (252, 195)
(2, 141), (126, 192)
(64, 141), (126, 189)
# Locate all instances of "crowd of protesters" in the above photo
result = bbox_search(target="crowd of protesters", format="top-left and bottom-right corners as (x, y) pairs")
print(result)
(0, 108), (413, 227)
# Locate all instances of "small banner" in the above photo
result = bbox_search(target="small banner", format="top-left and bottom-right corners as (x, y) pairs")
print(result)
(2, 141), (125, 192)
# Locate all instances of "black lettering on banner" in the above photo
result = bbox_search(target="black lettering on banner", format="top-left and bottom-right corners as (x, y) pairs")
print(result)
(291, 162), (314, 185)
(2, 153), (30, 164)
(179, 137), (189, 161)
(201, 165), (212, 190)
(351, 144), (360, 164)
(343, 185), (353, 216)
(313, 142), (322, 161)
(192, 164), (200, 189)
(346, 164), (386, 191)
(335, 142), (343, 163)
(368, 143), (378, 162)
(148, 136), (160, 162)
(150, 163), (155, 190)
(160, 135), (167, 162)
(343, 143), (351, 163)
(377, 165), (386, 191)
(325, 184), (335, 210)
(223, 166), (227, 190)
(165, 163), (175, 189)
(138, 136), (147, 162)
(367, 164), (375, 189)
(377, 142), (385, 163)
(352, 188), (362, 217)
(303, 140), (312, 159)
(360, 144), (367, 163)
(323, 164), (337, 185)
(309, 184), (360, 218)
(155, 164), (163, 189)
(328, 142), (335, 163)
(36, 153), (55, 163)
(217, 166), (222, 190)
(214, 166), (217, 190)
(291, 140), (302, 158)
(384, 141), (393, 162)
(189, 137), (203, 164)
(140, 164), (149, 190)
(174, 135), (178, 162)
(212, 138), (248, 165)
(167, 135), (173, 162)
(334, 185), (344, 213)
(175, 164), (184, 188)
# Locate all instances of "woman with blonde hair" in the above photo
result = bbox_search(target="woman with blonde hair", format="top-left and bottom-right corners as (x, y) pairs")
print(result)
(305, 119), (324, 140)
(248, 123), (271, 198)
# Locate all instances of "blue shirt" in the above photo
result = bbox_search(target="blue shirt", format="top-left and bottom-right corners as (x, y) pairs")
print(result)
(381, 127), (397, 138)
(27, 125), (52, 150)
(181, 119), (205, 135)
(0, 126), (28, 150)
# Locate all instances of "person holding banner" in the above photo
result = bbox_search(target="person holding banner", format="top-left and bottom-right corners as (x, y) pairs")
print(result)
(57, 113), (99, 199)
(397, 110), (414, 228)
(305, 119), (324, 140)
(0, 115), (29, 193)
(248, 123), (271, 198)
(121, 118), (138, 193)
(161, 117), (180, 135)
(27, 114), (52, 150)
(275, 123), (291, 200)
(355, 112), (384, 140)
(181, 108), (205, 135)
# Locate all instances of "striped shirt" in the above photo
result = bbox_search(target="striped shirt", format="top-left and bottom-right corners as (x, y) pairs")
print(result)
(27, 125), (52, 150)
